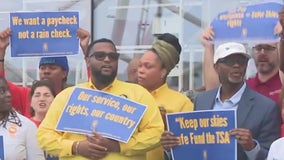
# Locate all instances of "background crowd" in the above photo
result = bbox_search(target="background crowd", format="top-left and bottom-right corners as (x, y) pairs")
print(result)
(1, 3), (284, 160)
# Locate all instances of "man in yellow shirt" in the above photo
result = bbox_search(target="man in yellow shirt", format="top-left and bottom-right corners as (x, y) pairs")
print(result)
(36, 38), (164, 160)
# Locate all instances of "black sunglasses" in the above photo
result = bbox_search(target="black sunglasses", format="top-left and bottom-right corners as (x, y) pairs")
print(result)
(217, 57), (249, 66)
(89, 52), (120, 61)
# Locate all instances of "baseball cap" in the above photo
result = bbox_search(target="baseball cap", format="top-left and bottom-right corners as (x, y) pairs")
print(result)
(214, 42), (250, 64)
(39, 56), (69, 72)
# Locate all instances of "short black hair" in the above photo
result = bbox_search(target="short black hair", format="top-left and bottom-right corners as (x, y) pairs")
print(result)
(157, 33), (181, 54)
(87, 38), (117, 57)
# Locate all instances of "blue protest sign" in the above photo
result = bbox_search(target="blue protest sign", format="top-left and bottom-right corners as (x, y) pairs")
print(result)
(211, 2), (283, 43)
(167, 110), (237, 160)
(10, 11), (79, 57)
(0, 136), (4, 160)
(56, 87), (146, 143)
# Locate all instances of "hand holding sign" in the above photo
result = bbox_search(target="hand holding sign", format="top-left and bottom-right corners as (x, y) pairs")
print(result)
(279, 7), (284, 35)
(200, 26), (214, 47)
(160, 131), (180, 151)
(88, 131), (120, 152)
(74, 134), (108, 159)
(72, 131), (119, 159)
(0, 28), (12, 52)
(229, 128), (255, 151)
(76, 28), (90, 56)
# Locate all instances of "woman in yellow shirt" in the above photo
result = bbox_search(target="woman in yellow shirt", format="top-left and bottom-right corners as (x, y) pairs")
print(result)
(138, 33), (194, 160)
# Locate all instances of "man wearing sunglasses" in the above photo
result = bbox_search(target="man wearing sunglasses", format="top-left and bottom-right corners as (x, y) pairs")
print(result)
(201, 27), (282, 105)
(37, 38), (164, 160)
(161, 42), (280, 160)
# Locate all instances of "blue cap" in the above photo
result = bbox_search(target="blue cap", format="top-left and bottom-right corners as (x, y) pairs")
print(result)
(39, 56), (69, 72)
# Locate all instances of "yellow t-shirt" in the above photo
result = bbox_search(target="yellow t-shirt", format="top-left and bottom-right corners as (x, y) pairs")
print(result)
(37, 79), (164, 160)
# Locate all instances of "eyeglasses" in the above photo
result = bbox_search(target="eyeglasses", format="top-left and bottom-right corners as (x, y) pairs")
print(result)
(253, 45), (277, 52)
(89, 52), (120, 61)
(217, 57), (249, 66)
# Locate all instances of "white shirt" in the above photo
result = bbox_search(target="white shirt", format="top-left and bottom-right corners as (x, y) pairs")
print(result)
(267, 137), (284, 160)
(0, 111), (44, 160)
(214, 83), (246, 110)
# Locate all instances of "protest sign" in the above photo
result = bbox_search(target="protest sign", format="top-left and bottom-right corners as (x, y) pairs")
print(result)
(56, 87), (146, 143)
(167, 110), (237, 160)
(0, 136), (4, 160)
(10, 11), (79, 57)
(211, 2), (282, 43)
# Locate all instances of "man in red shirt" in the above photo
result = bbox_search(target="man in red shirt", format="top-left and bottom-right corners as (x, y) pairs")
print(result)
(246, 43), (281, 104)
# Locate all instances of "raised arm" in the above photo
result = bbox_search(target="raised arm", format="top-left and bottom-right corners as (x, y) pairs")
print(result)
(0, 28), (31, 117)
(0, 28), (12, 75)
(200, 27), (220, 90)
(77, 27), (90, 58)
(77, 28), (91, 78)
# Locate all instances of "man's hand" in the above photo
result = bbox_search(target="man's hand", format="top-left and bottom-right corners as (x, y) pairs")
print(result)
(279, 7), (284, 30)
(229, 128), (255, 151)
(87, 131), (120, 153)
(74, 131), (120, 159)
(0, 28), (12, 58)
(159, 106), (167, 130)
(274, 21), (282, 35)
(160, 131), (180, 151)
(75, 140), (108, 160)
(200, 26), (214, 48)
(77, 28), (90, 57)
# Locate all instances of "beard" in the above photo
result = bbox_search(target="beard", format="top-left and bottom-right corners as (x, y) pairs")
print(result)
(91, 68), (117, 84)
(218, 72), (245, 85)
(255, 62), (276, 75)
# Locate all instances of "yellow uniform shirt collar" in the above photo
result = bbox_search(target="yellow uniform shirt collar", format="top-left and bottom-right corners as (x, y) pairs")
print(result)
(151, 83), (168, 96)
(87, 78), (118, 91)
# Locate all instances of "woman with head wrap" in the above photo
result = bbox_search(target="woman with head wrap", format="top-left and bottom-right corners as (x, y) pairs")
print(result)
(138, 33), (194, 160)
